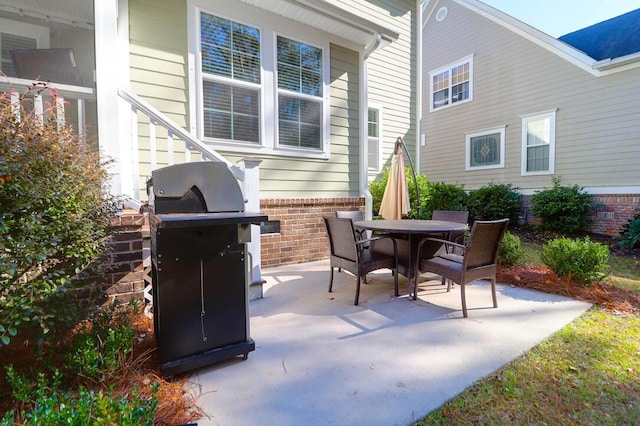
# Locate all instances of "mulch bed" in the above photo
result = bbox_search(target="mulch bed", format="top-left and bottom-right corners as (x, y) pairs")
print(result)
(503, 225), (640, 314)
(497, 264), (640, 314)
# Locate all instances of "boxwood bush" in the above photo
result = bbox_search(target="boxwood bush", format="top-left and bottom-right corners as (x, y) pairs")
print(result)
(541, 237), (609, 285)
(424, 182), (467, 219)
(467, 183), (521, 222)
(530, 177), (592, 234)
(618, 206), (640, 249)
(498, 232), (525, 268)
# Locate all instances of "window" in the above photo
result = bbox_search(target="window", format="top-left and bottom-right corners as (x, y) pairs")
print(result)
(466, 127), (505, 170)
(200, 13), (261, 143)
(521, 111), (556, 175)
(367, 105), (382, 171)
(429, 55), (473, 111)
(194, 6), (329, 158)
(277, 36), (323, 149)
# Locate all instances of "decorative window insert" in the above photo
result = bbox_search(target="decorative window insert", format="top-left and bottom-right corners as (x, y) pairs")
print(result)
(276, 36), (323, 149)
(466, 127), (505, 170)
(429, 55), (473, 111)
(194, 5), (329, 159)
(367, 105), (382, 171)
(521, 111), (556, 175)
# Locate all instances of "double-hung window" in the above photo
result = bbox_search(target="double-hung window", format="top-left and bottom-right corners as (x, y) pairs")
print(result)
(367, 105), (382, 171)
(194, 5), (329, 158)
(277, 36), (323, 149)
(429, 55), (473, 111)
(200, 13), (261, 144)
(466, 127), (505, 170)
(521, 111), (556, 175)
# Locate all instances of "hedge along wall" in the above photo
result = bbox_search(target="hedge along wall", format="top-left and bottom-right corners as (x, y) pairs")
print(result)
(521, 193), (639, 237)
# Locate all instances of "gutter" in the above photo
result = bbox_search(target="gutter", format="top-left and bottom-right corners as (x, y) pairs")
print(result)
(592, 51), (640, 71)
(360, 32), (382, 220)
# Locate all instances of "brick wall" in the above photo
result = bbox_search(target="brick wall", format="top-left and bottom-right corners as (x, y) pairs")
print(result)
(260, 197), (365, 267)
(104, 198), (365, 302)
(105, 210), (149, 303)
(521, 193), (639, 237)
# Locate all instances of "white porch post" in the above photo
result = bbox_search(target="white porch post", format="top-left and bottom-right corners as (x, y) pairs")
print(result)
(94, 0), (133, 199)
(238, 157), (264, 301)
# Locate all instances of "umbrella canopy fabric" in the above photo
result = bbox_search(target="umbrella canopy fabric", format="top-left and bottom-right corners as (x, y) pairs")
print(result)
(379, 150), (410, 219)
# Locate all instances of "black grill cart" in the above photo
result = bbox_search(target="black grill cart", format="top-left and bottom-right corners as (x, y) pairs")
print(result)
(149, 162), (266, 376)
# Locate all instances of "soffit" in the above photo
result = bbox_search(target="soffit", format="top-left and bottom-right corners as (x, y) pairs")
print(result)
(237, 0), (399, 48)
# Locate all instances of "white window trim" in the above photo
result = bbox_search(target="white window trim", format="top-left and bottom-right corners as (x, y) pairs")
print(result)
(465, 126), (505, 171)
(188, 1), (330, 160)
(429, 54), (473, 112)
(520, 110), (557, 176)
(367, 102), (383, 173)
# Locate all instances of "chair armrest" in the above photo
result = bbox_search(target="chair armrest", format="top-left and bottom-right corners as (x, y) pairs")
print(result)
(360, 235), (398, 257)
(416, 237), (466, 259)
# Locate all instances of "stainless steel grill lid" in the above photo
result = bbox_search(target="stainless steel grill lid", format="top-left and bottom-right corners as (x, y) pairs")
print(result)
(151, 162), (245, 214)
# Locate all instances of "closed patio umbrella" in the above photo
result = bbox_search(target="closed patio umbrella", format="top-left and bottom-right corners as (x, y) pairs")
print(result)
(379, 143), (410, 219)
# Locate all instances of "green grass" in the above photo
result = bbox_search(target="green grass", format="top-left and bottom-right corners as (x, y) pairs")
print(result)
(416, 243), (640, 425)
(416, 308), (640, 425)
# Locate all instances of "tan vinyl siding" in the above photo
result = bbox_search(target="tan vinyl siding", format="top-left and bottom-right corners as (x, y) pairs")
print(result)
(327, 0), (417, 179)
(127, 0), (414, 198)
(422, 0), (640, 191)
(129, 0), (188, 127)
(223, 44), (361, 198)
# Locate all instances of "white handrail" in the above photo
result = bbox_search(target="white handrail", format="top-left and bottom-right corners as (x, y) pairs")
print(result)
(117, 88), (244, 181)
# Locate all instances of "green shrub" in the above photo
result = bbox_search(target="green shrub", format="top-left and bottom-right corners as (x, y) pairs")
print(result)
(467, 183), (521, 222)
(530, 177), (592, 234)
(424, 182), (467, 219)
(64, 304), (136, 381)
(541, 237), (610, 285)
(498, 232), (525, 267)
(618, 207), (640, 249)
(2, 382), (158, 425)
(0, 86), (119, 347)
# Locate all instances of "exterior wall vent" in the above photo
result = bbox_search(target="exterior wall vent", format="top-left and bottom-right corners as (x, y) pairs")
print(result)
(436, 7), (448, 22)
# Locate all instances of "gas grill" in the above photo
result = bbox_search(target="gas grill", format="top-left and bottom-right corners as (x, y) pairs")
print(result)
(149, 162), (267, 376)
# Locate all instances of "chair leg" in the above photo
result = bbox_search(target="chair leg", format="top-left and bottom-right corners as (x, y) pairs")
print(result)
(354, 273), (362, 305)
(329, 267), (334, 292)
(393, 267), (399, 297)
(491, 278), (498, 308)
(460, 283), (468, 318)
(446, 278), (452, 292)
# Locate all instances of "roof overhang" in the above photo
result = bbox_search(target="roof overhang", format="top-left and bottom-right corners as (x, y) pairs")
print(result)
(237, 0), (399, 49)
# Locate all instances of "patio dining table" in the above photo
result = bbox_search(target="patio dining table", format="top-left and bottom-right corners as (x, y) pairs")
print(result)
(354, 219), (468, 299)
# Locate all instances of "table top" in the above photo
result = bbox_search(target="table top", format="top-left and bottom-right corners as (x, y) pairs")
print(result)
(354, 219), (467, 234)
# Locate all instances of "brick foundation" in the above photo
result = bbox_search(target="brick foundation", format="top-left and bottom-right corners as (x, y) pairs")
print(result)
(105, 210), (150, 304)
(104, 197), (365, 302)
(521, 193), (639, 237)
(259, 197), (365, 268)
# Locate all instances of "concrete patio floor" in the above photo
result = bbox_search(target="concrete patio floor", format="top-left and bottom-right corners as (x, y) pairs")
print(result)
(192, 260), (591, 425)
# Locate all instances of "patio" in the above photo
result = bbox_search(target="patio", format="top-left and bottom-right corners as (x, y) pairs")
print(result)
(192, 260), (591, 425)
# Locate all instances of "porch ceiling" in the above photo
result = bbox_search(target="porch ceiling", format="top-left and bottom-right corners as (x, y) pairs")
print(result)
(238, 0), (399, 48)
(0, 0), (93, 28)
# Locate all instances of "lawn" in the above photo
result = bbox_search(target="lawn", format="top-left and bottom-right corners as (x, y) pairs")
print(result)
(416, 240), (640, 425)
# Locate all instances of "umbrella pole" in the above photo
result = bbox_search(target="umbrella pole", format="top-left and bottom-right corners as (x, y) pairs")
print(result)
(395, 137), (420, 219)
